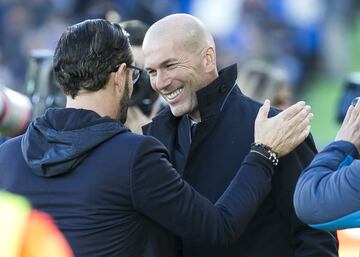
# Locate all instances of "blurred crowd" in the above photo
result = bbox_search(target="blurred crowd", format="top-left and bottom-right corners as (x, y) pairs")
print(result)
(1, 2), (360, 256)
(0, 0), (359, 95)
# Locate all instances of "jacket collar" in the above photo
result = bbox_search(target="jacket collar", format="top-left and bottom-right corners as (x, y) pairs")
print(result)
(147, 63), (239, 124)
(196, 63), (239, 121)
(142, 64), (240, 161)
(144, 64), (240, 128)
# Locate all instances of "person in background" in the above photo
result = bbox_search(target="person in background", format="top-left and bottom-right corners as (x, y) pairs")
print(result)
(0, 19), (314, 257)
(121, 19), (163, 134)
(294, 99), (360, 231)
(0, 191), (73, 257)
(142, 13), (338, 257)
(237, 60), (292, 110)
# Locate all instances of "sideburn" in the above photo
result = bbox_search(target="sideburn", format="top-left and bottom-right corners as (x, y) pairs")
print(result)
(116, 72), (131, 124)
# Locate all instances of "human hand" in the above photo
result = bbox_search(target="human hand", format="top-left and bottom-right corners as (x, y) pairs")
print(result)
(254, 100), (313, 157)
(335, 100), (360, 153)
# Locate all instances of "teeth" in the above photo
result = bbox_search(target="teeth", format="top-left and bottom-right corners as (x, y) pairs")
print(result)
(166, 88), (183, 100)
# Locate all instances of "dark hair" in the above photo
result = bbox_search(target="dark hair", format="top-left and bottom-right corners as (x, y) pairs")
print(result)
(53, 19), (133, 98)
(120, 20), (149, 46)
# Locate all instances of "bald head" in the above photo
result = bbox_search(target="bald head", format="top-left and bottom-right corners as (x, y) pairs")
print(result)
(143, 13), (215, 54)
(142, 14), (218, 121)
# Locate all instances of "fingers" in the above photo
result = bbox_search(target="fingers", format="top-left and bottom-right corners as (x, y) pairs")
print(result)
(277, 124), (311, 157)
(293, 111), (313, 131)
(255, 99), (271, 123)
(289, 109), (313, 138)
(255, 100), (313, 157)
(343, 105), (354, 125)
(295, 125), (311, 146)
(285, 105), (311, 130)
(350, 99), (360, 124)
(272, 110), (313, 156)
(354, 106), (360, 127)
(278, 101), (306, 120)
(294, 113), (313, 138)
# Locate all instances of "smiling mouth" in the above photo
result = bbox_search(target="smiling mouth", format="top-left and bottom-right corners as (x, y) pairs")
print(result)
(165, 87), (184, 101)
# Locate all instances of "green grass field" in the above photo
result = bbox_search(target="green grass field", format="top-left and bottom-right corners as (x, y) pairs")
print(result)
(301, 16), (360, 149)
(301, 77), (342, 149)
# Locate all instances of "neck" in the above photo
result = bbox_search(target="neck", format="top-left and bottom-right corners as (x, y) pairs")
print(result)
(66, 87), (117, 119)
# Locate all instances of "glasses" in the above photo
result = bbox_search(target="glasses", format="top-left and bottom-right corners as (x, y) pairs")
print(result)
(113, 63), (143, 84)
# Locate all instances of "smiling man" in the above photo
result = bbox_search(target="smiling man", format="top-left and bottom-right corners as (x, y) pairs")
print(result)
(143, 18), (215, 122)
(0, 18), (317, 257)
(142, 13), (338, 257)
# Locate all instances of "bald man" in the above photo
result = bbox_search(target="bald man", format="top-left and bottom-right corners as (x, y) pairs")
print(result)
(142, 14), (338, 257)
(0, 19), (318, 257)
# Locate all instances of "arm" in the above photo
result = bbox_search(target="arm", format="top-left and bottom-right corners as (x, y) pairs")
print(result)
(131, 100), (313, 246)
(294, 140), (360, 230)
(294, 99), (360, 231)
(131, 136), (273, 246)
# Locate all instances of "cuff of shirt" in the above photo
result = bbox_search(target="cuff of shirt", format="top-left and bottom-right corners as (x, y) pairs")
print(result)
(245, 151), (275, 177)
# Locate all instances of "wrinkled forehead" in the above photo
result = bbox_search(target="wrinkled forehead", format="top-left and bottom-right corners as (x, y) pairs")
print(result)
(143, 35), (189, 69)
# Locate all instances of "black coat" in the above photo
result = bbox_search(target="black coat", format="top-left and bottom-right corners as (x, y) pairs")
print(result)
(143, 64), (338, 257)
(0, 108), (279, 257)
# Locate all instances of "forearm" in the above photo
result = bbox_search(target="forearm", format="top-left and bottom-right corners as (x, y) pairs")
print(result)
(131, 137), (274, 246)
(294, 141), (360, 230)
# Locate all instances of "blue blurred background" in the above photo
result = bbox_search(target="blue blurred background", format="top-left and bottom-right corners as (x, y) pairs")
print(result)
(0, 0), (359, 147)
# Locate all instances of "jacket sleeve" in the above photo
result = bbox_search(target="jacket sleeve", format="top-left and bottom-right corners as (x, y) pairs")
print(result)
(294, 140), (360, 230)
(130, 136), (273, 246)
(272, 135), (338, 257)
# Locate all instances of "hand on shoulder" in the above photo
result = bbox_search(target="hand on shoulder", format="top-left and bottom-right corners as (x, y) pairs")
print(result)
(254, 100), (313, 157)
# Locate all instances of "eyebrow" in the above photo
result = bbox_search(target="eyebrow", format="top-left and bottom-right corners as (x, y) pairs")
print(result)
(145, 58), (178, 72)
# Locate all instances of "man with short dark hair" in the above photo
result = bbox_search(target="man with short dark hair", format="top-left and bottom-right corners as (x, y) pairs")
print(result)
(0, 19), (313, 257)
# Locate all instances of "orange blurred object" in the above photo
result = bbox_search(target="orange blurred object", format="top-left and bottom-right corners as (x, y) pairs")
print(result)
(338, 229), (360, 257)
(20, 210), (74, 257)
(0, 191), (73, 257)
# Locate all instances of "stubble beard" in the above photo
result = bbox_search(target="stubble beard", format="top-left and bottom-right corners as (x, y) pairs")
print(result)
(116, 74), (131, 124)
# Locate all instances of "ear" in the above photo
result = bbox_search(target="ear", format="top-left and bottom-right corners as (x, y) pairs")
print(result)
(114, 63), (127, 92)
(203, 46), (216, 72)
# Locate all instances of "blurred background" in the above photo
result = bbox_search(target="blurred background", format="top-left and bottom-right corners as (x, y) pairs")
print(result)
(1, 0), (360, 255)
(1, 0), (360, 147)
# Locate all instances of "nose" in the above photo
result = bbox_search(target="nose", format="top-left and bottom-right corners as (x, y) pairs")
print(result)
(152, 70), (170, 92)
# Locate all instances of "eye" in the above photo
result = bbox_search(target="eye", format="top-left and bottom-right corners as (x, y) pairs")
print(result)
(147, 69), (156, 77)
(166, 63), (176, 69)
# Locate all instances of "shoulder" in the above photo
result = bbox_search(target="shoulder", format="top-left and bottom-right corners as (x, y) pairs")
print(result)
(227, 89), (283, 120)
(133, 135), (169, 159)
(0, 136), (23, 173)
(112, 130), (164, 144)
(0, 135), (22, 153)
(109, 131), (168, 156)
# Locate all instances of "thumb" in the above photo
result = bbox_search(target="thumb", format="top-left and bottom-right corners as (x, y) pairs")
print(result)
(256, 99), (271, 122)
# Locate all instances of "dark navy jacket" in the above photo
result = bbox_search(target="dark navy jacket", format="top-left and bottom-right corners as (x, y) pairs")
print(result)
(294, 140), (360, 230)
(0, 108), (278, 257)
(143, 65), (338, 257)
